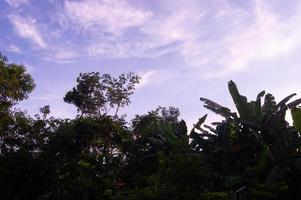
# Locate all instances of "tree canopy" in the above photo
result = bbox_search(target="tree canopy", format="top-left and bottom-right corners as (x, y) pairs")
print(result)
(0, 53), (35, 111)
(0, 53), (301, 200)
(64, 72), (140, 117)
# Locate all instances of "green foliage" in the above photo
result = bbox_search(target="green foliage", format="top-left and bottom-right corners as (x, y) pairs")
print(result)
(203, 192), (230, 200)
(1, 53), (301, 200)
(64, 72), (140, 117)
(0, 53), (35, 111)
(291, 107), (301, 133)
(194, 80), (301, 200)
(64, 72), (105, 116)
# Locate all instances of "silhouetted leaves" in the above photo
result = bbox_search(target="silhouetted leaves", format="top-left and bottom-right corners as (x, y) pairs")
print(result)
(1, 53), (301, 200)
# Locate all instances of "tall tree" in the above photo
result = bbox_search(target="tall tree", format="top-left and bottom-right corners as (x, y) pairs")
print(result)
(64, 72), (140, 117)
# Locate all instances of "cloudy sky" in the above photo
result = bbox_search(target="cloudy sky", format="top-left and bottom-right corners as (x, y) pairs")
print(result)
(1, 0), (301, 127)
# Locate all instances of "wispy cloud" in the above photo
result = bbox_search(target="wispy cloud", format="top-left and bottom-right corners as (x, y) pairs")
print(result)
(137, 70), (166, 89)
(6, 0), (205, 62)
(66, 0), (204, 59)
(6, 0), (301, 74)
(5, 0), (28, 8)
(185, 0), (301, 78)
(43, 46), (78, 63)
(141, 0), (204, 44)
(62, 0), (152, 35)
(9, 15), (47, 49)
(6, 44), (22, 53)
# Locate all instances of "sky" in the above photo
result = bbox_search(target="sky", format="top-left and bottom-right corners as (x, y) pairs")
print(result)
(1, 0), (301, 128)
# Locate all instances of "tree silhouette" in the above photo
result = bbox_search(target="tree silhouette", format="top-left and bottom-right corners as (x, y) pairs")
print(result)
(64, 72), (140, 117)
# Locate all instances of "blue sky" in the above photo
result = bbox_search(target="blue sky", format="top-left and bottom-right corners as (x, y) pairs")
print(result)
(1, 0), (301, 127)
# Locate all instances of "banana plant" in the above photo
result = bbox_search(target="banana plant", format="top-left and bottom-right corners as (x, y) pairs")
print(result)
(228, 80), (265, 124)
(192, 80), (301, 196)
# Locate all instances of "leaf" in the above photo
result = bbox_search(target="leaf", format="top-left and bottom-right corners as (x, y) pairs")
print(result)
(286, 98), (301, 109)
(267, 158), (301, 186)
(262, 93), (277, 115)
(193, 114), (207, 131)
(225, 176), (246, 188)
(266, 161), (288, 186)
(277, 93), (296, 109)
(253, 90), (265, 121)
(200, 97), (232, 118)
(276, 98), (301, 116)
(204, 124), (216, 133)
(215, 121), (234, 148)
(78, 160), (91, 168)
(291, 107), (301, 133)
(228, 80), (251, 120)
(252, 145), (269, 176)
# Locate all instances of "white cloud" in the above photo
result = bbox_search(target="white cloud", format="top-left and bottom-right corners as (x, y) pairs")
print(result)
(43, 46), (78, 63)
(4, 0), (203, 61)
(188, 0), (301, 78)
(63, 0), (152, 35)
(5, 0), (28, 8)
(9, 0), (301, 72)
(6, 44), (22, 53)
(141, 1), (204, 44)
(10, 15), (47, 49)
(209, 1), (300, 77)
(86, 39), (181, 59)
(7, 0), (199, 62)
(137, 70), (165, 88)
(52, 0), (205, 59)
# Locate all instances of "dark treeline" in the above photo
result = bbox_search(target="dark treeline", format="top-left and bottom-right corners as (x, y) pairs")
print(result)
(1, 53), (301, 200)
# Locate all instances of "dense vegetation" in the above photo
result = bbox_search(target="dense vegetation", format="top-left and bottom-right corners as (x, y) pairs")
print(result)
(1, 53), (301, 200)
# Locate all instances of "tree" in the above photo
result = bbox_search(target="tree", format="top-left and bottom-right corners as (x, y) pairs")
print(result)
(119, 107), (198, 200)
(42, 116), (129, 200)
(64, 72), (140, 117)
(0, 53), (52, 199)
(0, 52), (36, 152)
(0, 53), (35, 111)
